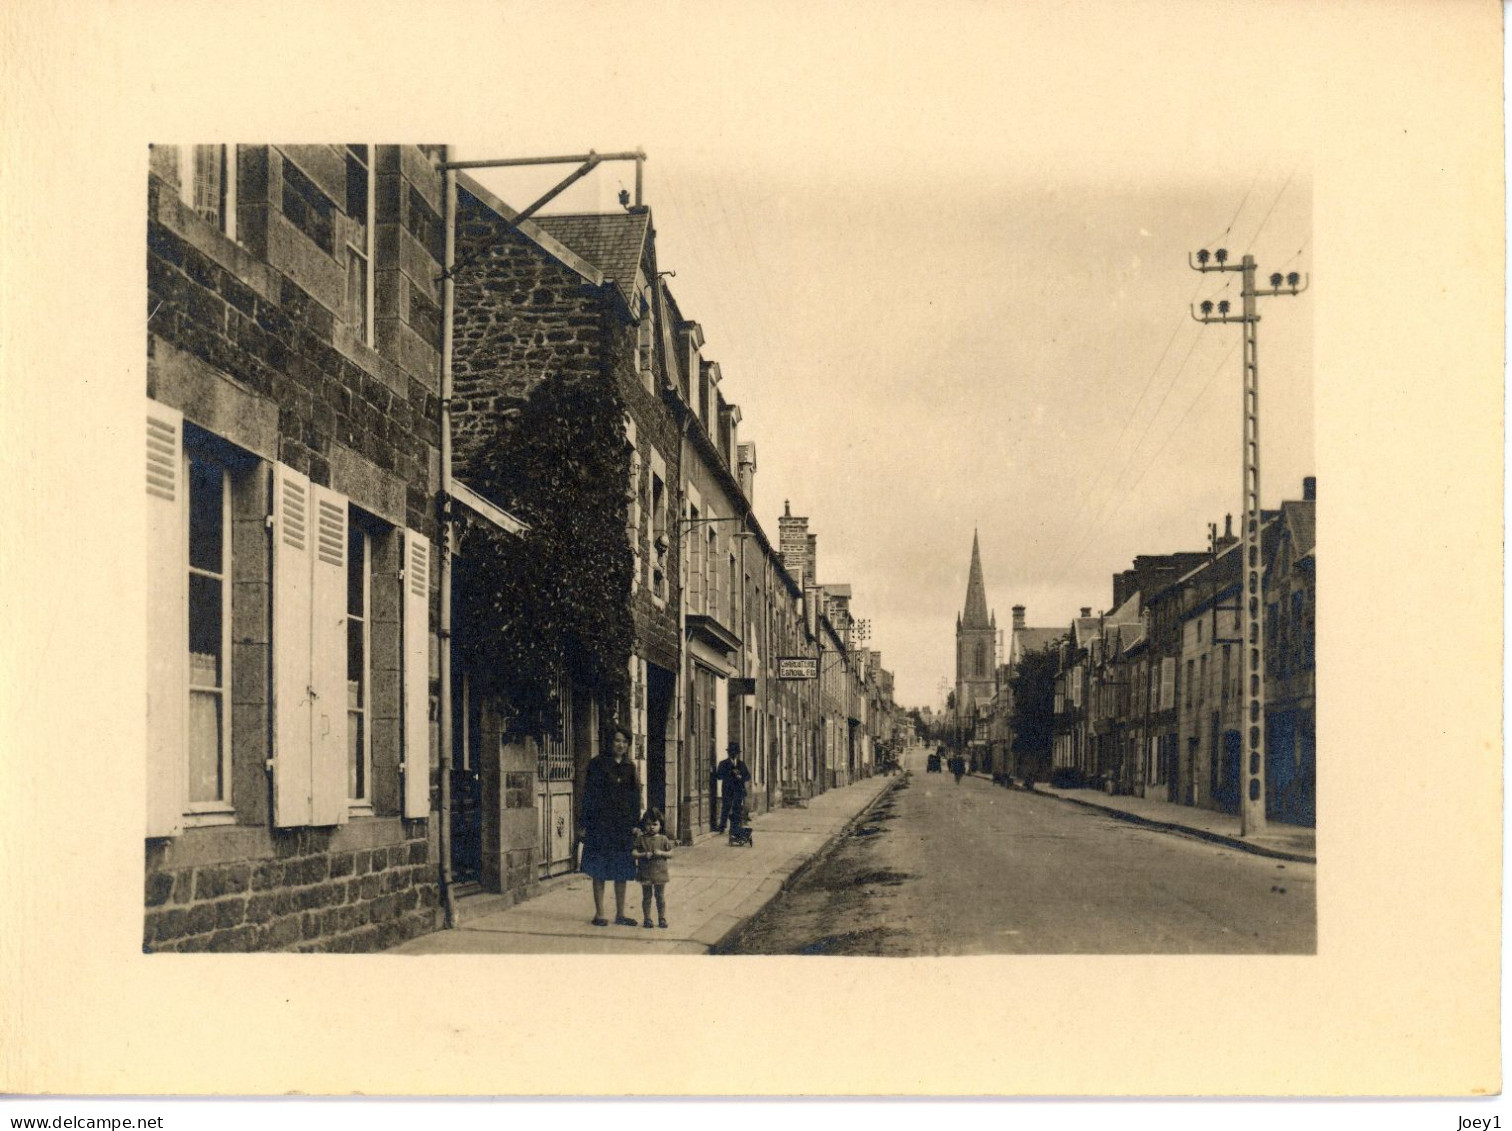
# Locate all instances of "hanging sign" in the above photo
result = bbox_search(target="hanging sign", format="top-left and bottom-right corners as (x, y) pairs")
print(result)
(777, 657), (818, 680)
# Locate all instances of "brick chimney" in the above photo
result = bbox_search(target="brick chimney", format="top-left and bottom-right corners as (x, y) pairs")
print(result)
(779, 502), (809, 587)
(1303, 476), (1316, 501)
(1012, 605), (1026, 630)
(1080, 607), (1092, 618)
(737, 442), (756, 503)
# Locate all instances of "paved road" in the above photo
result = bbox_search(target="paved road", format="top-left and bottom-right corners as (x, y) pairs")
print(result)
(722, 747), (1315, 955)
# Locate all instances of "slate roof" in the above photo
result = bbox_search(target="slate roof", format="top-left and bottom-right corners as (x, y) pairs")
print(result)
(532, 211), (652, 309)
(1010, 627), (1063, 663)
(1284, 499), (1316, 559)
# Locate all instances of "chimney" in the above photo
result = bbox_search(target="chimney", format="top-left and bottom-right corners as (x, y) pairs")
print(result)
(778, 505), (809, 587)
(737, 441), (757, 503)
(1012, 605), (1026, 630)
(1225, 513), (1233, 539)
(1080, 607), (1092, 618)
(1303, 476), (1316, 501)
(807, 533), (818, 587)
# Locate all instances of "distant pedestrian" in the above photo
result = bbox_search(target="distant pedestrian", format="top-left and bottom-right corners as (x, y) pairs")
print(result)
(715, 742), (751, 835)
(950, 754), (965, 784)
(632, 808), (674, 928)
(580, 724), (641, 927)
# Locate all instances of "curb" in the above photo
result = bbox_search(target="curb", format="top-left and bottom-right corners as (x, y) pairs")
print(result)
(708, 774), (907, 955)
(1023, 787), (1317, 864)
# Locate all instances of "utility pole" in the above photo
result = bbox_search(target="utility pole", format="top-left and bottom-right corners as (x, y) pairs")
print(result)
(1189, 248), (1308, 836)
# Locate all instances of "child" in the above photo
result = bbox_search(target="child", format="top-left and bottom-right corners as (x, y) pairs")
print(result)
(632, 808), (674, 929)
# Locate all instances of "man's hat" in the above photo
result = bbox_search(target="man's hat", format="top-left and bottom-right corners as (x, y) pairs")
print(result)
(727, 741), (741, 754)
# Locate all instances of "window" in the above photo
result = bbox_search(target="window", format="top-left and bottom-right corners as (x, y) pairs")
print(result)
(1198, 654), (1208, 705)
(650, 471), (668, 600)
(147, 403), (255, 835)
(187, 449), (231, 812)
(152, 145), (239, 239)
(637, 293), (655, 391)
(1184, 659), (1194, 709)
(347, 519), (371, 807)
(687, 504), (702, 614)
(1221, 644), (1232, 703)
(707, 527), (719, 619)
(345, 145), (374, 346)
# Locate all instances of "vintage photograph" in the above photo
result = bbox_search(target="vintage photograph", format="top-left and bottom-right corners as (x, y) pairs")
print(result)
(144, 142), (1313, 957)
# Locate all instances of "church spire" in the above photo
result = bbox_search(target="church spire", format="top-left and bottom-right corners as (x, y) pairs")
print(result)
(962, 529), (991, 628)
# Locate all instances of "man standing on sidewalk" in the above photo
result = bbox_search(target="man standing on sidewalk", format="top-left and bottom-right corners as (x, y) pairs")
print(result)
(715, 742), (752, 834)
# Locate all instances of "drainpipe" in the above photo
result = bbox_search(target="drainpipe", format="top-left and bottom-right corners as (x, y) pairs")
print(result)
(437, 159), (458, 928)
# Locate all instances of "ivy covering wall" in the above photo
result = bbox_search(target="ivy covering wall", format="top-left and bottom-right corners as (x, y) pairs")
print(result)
(453, 368), (635, 738)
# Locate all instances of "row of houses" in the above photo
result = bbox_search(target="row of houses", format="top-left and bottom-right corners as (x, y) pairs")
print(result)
(144, 144), (902, 952)
(977, 479), (1316, 828)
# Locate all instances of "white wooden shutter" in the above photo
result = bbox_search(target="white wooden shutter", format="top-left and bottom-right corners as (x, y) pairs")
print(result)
(145, 401), (186, 837)
(401, 529), (432, 818)
(272, 464), (314, 827)
(309, 485), (349, 826)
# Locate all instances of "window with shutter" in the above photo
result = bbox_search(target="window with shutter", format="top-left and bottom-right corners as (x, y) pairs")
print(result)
(346, 521), (370, 807)
(308, 487), (350, 826)
(186, 450), (232, 812)
(146, 402), (187, 837)
(272, 465), (314, 826)
(272, 471), (354, 828)
(401, 529), (432, 818)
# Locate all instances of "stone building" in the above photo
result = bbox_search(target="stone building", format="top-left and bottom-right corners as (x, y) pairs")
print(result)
(144, 145), (449, 951)
(1262, 480), (1316, 826)
(445, 176), (684, 883)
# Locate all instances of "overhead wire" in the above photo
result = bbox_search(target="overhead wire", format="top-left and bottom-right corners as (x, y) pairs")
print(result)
(1059, 335), (1240, 570)
(1040, 170), (1267, 571)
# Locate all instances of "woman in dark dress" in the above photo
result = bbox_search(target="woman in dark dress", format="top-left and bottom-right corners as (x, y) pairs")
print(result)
(579, 724), (641, 927)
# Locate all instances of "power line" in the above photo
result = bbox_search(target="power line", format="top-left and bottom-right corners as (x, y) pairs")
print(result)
(1241, 158), (1303, 256)
(1040, 177), (1269, 570)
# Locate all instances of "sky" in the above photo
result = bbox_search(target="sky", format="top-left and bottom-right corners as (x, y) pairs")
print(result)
(458, 8), (1314, 711)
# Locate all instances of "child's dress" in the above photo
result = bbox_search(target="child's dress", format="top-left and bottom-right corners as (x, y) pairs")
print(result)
(634, 831), (673, 884)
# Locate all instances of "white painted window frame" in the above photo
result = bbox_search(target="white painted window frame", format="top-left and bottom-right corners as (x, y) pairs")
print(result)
(347, 519), (373, 811)
(178, 145), (238, 242)
(346, 145), (376, 348)
(184, 446), (236, 825)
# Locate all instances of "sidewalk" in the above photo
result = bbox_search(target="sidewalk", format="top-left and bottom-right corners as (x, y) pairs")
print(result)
(387, 772), (900, 954)
(1008, 777), (1316, 863)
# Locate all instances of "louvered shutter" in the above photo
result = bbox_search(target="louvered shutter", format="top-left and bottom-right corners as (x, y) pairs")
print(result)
(309, 486), (349, 826)
(145, 401), (186, 837)
(272, 464), (314, 826)
(401, 529), (432, 818)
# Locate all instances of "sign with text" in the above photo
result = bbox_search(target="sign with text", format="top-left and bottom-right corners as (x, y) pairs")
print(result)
(777, 657), (818, 680)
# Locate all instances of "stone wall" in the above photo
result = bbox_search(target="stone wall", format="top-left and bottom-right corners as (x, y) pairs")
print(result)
(145, 146), (446, 952)
(144, 824), (438, 953)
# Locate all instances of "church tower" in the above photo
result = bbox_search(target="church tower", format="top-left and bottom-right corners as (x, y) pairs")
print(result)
(955, 530), (997, 729)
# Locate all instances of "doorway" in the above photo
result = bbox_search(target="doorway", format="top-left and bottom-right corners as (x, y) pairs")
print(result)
(645, 665), (674, 818)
